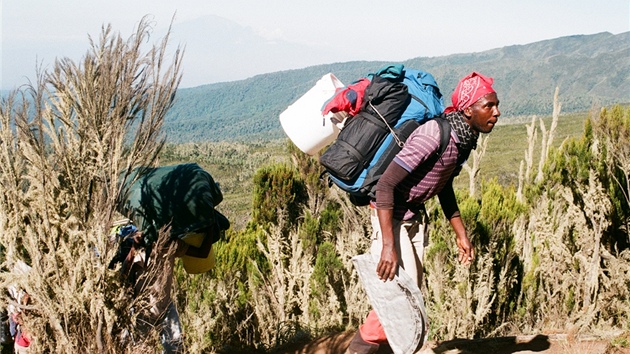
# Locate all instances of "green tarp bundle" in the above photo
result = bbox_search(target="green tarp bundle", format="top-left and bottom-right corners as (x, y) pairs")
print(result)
(117, 163), (229, 247)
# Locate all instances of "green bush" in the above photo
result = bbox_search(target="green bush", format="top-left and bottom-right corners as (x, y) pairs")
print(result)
(251, 164), (308, 231)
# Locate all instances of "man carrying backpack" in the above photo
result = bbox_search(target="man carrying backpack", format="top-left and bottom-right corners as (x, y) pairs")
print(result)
(346, 72), (500, 354)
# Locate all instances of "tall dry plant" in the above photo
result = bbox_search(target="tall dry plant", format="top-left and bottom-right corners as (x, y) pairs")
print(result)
(326, 188), (373, 329)
(423, 181), (524, 340)
(512, 105), (629, 335)
(462, 134), (489, 197)
(535, 87), (561, 183)
(517, 87), (560, 200)
(0, 16), (182, 353)
(516, 115), (537, 202)
(242, 178), (371, 348)
(515, 164), (616, 331)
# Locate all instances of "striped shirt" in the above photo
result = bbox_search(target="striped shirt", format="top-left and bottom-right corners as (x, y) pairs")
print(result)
(391, 119), (460, 220)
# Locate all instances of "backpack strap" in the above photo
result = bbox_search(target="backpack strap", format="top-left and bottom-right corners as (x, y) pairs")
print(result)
(434, 115), (452, 158)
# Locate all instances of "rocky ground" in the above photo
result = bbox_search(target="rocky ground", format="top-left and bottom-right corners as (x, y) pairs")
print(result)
(274, 330), (630, 354)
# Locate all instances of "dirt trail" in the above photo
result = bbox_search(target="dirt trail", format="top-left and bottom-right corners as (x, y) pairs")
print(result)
(275, 331), (630, 354)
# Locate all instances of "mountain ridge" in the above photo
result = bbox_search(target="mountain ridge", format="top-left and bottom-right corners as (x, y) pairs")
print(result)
(124, 31), (630, 142)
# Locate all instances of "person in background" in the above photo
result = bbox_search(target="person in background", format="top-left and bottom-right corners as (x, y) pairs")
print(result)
(115, 163), (230, 354)
(346, 72), (501, 354)
(6, 261), (33, 354)
(12, 292), (30, 354)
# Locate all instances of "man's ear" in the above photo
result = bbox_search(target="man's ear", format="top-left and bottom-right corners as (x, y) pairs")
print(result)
(463, 106), (473, 119)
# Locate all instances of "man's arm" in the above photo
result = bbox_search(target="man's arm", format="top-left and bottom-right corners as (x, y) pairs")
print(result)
(374, 162), (410, 281)
(438, 184), (474, 265)
(375, 208), (397, 281)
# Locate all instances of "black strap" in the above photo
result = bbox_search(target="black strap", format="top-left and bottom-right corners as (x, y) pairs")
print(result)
(362, 116), (452, 199)
(409, 94), (429, 114)
(434, 116), (451, 158)
(362, 107), (391, 131)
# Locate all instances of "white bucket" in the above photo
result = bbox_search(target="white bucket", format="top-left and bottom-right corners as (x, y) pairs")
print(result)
(279, 73), (345, 156)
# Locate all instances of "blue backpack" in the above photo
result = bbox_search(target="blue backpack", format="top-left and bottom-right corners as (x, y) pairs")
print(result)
(321, 65), (448, 206)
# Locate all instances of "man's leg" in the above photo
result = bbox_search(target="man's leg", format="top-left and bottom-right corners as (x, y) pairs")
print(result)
(404, 212), (428, 288)
(351, 211), (424, 351)
(348, 212), (421, 350)
(408, 212), (430, 343)
(396, 219), (425, 287)
(345, 211), (390, 353)
(160, 302), (183, 354)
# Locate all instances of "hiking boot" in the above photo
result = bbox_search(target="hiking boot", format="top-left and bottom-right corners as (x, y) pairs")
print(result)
(344, 331), (380, 354)
(375, 341), (393, 354)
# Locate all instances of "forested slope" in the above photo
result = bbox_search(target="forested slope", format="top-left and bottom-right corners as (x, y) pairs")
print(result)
(163, 31), (630, 143)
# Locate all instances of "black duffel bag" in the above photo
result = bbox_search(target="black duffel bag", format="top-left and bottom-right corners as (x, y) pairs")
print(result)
(319, 75), (410, 181)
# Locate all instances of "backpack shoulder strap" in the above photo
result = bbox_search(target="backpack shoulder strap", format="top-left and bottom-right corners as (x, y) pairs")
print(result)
(434, 116), (452, 158)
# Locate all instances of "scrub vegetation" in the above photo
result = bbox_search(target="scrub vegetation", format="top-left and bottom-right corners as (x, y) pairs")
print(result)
(0, 18), (628, 354)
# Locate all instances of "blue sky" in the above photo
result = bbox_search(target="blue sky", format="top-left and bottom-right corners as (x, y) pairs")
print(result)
(2, 0), (629, 89)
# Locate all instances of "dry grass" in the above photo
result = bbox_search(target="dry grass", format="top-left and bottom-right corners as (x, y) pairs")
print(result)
(0, 16), (182, 352)
(462, 134), (489, 197)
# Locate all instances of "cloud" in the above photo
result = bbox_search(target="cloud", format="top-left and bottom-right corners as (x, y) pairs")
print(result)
(162, 15), (338, 87)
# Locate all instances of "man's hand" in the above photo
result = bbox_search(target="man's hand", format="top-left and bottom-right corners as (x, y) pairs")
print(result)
(377, 246), (398, 281)
(173, 238), (189, 258)
(448, 216), (474, 266)
(122, 231), (145, 275)
(456, 234), (474, 265)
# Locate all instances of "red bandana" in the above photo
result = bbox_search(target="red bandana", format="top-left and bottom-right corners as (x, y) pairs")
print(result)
(444, 72), (495, 113)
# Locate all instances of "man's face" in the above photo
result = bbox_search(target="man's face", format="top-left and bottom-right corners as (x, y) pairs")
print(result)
(463, 92), (500, 134)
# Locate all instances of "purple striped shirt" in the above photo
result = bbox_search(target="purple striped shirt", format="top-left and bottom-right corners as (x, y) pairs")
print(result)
(392, 119), (460, 220)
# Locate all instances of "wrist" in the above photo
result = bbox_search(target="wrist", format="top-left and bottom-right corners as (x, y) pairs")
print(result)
(455, 233), (469, 240)
(381, 241), (395, 250)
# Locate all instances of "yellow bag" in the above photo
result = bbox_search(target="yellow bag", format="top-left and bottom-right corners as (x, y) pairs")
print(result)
(180, 232), (216, 274)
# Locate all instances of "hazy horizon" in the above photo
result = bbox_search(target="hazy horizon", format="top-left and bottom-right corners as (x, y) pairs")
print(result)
(2, 0), (628, 90)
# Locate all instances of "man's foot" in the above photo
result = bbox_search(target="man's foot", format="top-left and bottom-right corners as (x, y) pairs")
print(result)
(375, 341), (393, 354)
(344, 331), (380, 354)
